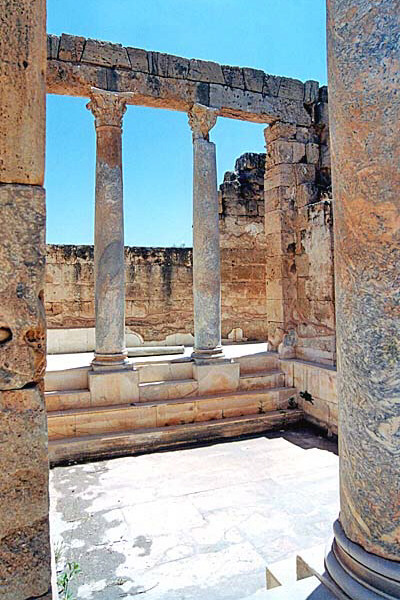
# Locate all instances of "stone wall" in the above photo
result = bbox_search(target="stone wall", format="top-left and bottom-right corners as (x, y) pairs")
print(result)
(219, 153), (268, 340)
(46, 246), (193, 342)
(264, 86), (336, 365)
(280, 358), (338, 435)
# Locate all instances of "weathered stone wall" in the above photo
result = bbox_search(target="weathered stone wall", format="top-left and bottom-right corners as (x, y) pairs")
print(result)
(281, 358), (337, 435)
(46, 246), (193, 341)
(264, 86), (335, 365)
(219, 153), (268, 340)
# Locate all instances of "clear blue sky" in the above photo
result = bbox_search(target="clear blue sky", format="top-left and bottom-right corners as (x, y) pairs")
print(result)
(46, 0), (327, 247)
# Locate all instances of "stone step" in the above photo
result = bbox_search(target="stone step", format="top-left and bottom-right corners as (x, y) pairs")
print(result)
(139, 378), (198, 401)
(45, 389), (91, 412)
(237, 352), (280, 375)
(47, 386), (299, 441)
(48, 409), (304, 465)
(239, 370), (285, 391)
(45, 366), (89, 392)
(137, 360), (193, 383)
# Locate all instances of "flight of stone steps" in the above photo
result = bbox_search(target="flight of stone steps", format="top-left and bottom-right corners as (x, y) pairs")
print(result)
(45, 352), (302, 465)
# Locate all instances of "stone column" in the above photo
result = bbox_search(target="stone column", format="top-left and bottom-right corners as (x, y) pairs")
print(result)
(189, 104), (224, 361)
(0, 1), (52, 599)
(87, 89), (128, 368)
(324, 1), (400, 598)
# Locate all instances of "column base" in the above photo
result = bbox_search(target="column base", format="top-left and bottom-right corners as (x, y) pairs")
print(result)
(91, 351), (128, 370)
(324, 520), (400, 599)
(191, 345), (224, 363)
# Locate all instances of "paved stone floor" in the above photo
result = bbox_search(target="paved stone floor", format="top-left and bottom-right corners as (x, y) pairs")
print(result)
(50, 427), (339, 600)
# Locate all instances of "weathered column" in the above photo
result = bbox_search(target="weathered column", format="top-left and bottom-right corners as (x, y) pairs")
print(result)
(87, 89), (128, 368)
(189, 104), (224, 361)
(324, 1), (400, 597)
(0, 1), (52, 599)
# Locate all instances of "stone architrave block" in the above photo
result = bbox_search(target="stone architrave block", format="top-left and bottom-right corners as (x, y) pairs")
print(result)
(82, 39), (130, 68)
(148, 51), (169, 76)
(278, 77), (304, 101)
(0, 0), (46, 184)
(167, 54), (190, 79)
(0, 386), (51, 600)
(0, 184), (46, 390)
(242, 67), (265, 93)
(188, 58), (224, 84)
(88, 367), (139, 405)
(47, 34), (60, 59)
(221, 65), (245, 89)
(126, 47), (149, 72)
(193, 360), (240, 395)
(58, 33), (85, 62)
(263, 74), (281, 97)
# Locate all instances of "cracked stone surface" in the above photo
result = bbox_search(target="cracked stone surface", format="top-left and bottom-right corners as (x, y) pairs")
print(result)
(50, 428), (338, 599)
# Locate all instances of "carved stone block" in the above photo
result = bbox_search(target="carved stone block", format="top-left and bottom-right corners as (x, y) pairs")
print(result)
(0, 184), (46, 389)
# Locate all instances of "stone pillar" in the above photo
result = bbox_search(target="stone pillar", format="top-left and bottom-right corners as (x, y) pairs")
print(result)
(0, 1), (52, 599)
(87, 89), (128, 368)
(189, 104), (224, 361)
(324, 0), (400, 597)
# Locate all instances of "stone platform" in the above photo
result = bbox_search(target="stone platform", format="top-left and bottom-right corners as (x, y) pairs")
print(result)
(45, 344), (306, 465)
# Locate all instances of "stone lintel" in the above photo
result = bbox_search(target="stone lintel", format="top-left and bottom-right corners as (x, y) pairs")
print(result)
(46, 33), (315, 127)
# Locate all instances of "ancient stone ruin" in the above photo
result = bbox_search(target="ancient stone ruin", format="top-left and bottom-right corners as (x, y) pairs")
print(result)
(0, 1), (399, 599)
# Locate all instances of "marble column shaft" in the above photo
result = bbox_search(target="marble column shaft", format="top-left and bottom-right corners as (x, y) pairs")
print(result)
(189, 104), (223, 360)
(87, 90), (128, 366)
(327, 0), (400, 565)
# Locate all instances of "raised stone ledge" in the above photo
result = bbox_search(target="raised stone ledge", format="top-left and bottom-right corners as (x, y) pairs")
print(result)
(46, 33), (317, 125)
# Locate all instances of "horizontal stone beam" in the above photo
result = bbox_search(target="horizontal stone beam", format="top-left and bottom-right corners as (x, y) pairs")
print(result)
(46, 33), (317, 126)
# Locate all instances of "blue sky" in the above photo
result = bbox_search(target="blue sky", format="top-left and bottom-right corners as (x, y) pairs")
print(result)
(46, 0), (327, 247)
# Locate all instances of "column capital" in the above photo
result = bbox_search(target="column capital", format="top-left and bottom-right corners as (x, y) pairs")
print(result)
(188, 104), (218, 141)
(87, 88), (129, 129)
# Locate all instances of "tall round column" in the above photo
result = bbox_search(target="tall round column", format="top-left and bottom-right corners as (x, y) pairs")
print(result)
(87, 90), (128, 367)
(189, 104), (224, 361)
(325, 0), (400, 597)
